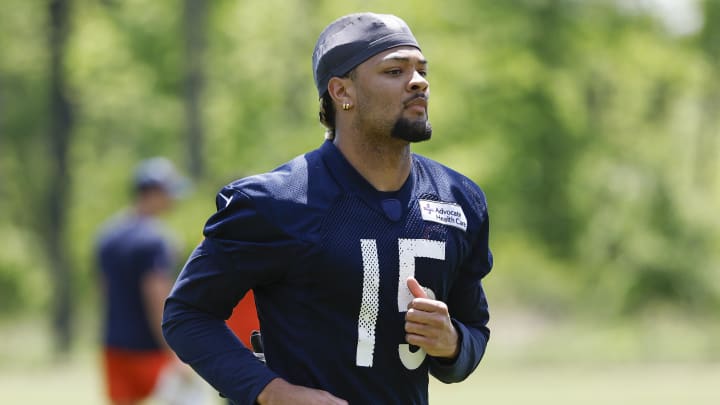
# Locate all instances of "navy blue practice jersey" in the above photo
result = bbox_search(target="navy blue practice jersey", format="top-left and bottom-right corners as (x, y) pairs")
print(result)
(97, 212), (174, 350)
(163, 140), (493, 405)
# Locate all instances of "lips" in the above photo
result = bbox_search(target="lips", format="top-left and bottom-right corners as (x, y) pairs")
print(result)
(405, 95), (428, 113)
(405, 96), (428, 108)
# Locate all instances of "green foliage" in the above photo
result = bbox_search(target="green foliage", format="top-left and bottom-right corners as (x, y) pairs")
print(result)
(0, 0), (719, 326)
(0, 227), (50, 315)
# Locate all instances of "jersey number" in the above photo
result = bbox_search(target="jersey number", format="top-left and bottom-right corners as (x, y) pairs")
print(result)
(356, 238), (445, 369)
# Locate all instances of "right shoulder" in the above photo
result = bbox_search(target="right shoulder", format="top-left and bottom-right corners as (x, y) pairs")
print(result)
(95, 211), (131, 248)
(203, 148), (327, 242)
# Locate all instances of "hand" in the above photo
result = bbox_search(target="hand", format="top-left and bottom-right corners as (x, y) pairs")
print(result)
(405, 277), (459, 359)
(256, 378), (348, 405)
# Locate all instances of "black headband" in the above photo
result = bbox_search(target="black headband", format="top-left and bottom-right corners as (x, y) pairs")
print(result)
(312, 13), (420, 97)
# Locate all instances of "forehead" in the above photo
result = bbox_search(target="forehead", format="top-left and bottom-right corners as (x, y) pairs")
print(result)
(362, 46), (427, 67)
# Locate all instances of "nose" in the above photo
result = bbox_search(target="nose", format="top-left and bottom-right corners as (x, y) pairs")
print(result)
(408, 70), (428, 92)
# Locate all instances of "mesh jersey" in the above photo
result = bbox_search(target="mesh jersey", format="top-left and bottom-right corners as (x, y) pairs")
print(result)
(163, 140), (493, 405)
(97, 213), (174, 350)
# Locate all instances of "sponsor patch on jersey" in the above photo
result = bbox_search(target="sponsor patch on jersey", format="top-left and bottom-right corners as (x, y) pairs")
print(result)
(418, 199), (467, 231)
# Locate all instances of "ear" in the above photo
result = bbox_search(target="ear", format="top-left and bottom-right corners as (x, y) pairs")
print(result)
(327, 76), (354, 107)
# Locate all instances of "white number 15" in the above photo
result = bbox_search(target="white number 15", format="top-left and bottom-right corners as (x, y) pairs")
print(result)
(356, 238), (445, 369)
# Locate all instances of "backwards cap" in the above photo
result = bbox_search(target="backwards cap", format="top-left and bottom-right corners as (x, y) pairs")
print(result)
(312, 12), (420, 97)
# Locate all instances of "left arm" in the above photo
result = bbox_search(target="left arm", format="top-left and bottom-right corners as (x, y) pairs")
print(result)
(405, 214), (493, 382)
(142, 269), (174, 350)
(404, 277), (490, 383)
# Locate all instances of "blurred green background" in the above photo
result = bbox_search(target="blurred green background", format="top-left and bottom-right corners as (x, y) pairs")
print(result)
(1, 0), (719, 403)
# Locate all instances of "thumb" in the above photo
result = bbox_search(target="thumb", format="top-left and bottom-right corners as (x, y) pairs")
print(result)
(407, 277), (428, 299)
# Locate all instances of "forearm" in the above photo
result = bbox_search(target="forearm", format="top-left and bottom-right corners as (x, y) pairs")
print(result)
(142, 272), (173, 351)
(428, 319), (489, 383)
(162, 298), (278, 405)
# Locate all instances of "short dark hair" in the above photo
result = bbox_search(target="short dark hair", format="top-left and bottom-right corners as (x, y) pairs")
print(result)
(319, 92), (337, 139)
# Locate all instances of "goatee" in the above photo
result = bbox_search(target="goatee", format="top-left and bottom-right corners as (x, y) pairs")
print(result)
(391, 118), (432, 143)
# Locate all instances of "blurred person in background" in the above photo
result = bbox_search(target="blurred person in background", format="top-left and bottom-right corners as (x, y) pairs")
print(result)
(95, 157), (195, 405)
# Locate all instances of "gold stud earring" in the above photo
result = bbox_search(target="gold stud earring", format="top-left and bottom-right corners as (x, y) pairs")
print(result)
(342, 103), (352, 111)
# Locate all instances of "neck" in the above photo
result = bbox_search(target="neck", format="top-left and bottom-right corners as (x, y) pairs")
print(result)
(333, 130), (412, 192)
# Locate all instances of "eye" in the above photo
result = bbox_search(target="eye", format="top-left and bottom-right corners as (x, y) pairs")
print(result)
(386, 68), (403, 76)
(417, 69), (428, 78)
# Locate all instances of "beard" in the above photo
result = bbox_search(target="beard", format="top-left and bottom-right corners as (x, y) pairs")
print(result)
(390, 117), (432, 143)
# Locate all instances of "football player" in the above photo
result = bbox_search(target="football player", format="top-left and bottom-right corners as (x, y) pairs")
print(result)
(163, 12), (493, 405)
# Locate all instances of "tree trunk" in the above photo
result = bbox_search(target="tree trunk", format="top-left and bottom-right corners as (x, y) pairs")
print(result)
(695, 0), (720, 190)
(47, 0), (74, 356)
(694, 85), (719, 189)
(183, 0), (207, 179)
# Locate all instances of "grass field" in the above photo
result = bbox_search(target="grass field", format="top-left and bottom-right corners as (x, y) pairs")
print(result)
(431, 361), (720, 404)
(1, 313), (718, 404)
(1, 356), (718, 404)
